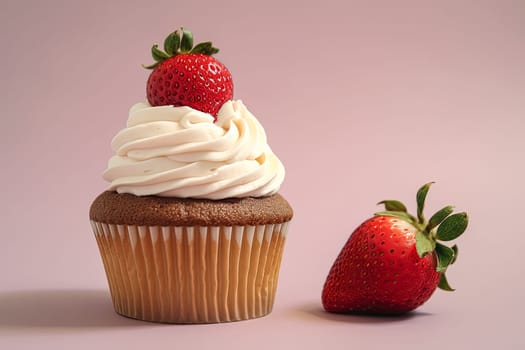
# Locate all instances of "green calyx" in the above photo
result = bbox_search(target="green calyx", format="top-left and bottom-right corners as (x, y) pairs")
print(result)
(143, 27), (220, 69)
(374, 182), (469, 291)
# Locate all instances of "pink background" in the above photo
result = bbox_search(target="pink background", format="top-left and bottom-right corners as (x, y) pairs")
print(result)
(1, 0), (524, 348)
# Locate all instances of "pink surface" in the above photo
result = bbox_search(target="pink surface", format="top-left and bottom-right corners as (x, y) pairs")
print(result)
(1, 0), (524, 348)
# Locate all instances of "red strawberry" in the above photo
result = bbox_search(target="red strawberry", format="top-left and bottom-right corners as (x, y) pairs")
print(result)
(322, 182), (468, 315)
(143, 28), (233, 117)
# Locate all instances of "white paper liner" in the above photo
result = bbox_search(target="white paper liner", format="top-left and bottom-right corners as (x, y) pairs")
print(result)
(91, 221), (289, 323)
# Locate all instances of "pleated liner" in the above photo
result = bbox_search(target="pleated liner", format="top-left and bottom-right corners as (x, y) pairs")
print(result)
(90, 221), (289, 323)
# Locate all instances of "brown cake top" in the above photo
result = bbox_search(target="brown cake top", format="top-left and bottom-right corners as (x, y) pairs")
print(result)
(90, 191), (293, 226)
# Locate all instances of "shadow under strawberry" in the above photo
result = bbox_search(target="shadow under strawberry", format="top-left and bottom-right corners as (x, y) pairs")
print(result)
(294, 302), (433, 324)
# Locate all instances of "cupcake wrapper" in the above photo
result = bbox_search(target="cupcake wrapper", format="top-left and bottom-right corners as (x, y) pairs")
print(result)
(90, 222), (289, 323)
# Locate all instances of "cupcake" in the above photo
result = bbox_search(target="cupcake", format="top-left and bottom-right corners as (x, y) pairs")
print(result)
(89, 28), (292, 323)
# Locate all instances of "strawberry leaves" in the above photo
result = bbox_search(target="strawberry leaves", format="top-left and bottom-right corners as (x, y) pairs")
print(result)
(192, 42), (219, 55)
(374, 210), (415, 223)
(438, 273), (455, 291)
(180, 28), (193, 52)
(416, 231), (436, 257)
(377, 200), (407, 212)
(163, 31), (181, 56)
(416, 182), (434, 223)
(152, 44), (170, 61)
(144, 27), (220, 70)
(436, 213), (468, 241)
(376, 200), (417, 222)
(375, 182), (469, 291)
(435, 243), (455, 272)
(428, 205), (455, 231)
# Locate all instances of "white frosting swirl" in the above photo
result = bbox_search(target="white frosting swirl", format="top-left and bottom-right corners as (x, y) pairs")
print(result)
(103, 100), (285, 199)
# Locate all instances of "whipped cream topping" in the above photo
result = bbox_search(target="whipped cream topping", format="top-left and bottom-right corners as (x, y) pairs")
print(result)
(103, 100), (285, 199)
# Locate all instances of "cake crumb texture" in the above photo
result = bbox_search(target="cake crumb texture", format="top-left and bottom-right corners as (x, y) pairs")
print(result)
(90, 191), (293, 226)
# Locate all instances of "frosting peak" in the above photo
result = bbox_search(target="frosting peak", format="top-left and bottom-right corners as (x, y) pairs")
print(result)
(103, 100), (285, 199)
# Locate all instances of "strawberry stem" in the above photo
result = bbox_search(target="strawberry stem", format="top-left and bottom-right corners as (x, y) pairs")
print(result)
(143, 27), (220, 70)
